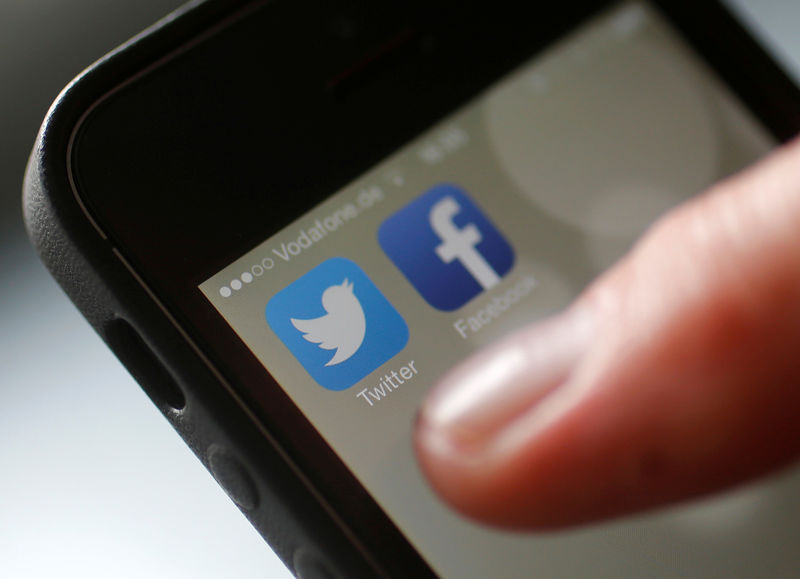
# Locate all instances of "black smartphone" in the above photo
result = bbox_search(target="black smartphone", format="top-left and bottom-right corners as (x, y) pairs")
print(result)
(24, 0), (800, 576)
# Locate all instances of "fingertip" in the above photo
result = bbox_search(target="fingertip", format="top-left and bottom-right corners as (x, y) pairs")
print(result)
(414, 141), (800, 530)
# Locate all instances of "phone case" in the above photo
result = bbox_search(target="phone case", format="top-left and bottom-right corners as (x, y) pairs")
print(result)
(26, 0), (800, 576)
(22, 1), (406, 576)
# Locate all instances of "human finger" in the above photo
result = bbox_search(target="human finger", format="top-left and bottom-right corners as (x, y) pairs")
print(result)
(414, 138), (800, 529)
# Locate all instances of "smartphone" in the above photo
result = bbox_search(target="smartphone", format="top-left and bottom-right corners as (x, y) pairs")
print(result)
(24, 0), (800, 576)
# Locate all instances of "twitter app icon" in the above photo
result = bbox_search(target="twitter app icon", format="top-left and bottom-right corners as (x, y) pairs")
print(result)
(266, 258), (408, 391)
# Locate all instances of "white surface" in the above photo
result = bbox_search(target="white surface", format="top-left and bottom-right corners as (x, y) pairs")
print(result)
(0, 243), (289, 577)
(727, 0), (800, 83)
(1, 1), (799, 578)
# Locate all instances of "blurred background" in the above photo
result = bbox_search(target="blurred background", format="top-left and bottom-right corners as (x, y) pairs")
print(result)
(0, 1), (798, 577)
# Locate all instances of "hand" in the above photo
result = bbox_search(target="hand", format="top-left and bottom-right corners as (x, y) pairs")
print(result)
(414, 137), (800, 530)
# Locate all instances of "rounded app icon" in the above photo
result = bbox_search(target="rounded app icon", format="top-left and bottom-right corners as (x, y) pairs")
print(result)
(378, 183), (515, 311)
(265, 258), (409, 391)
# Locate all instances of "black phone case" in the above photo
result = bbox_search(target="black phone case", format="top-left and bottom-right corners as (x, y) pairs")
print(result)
(22, 1), (410, 576)
(24, 0), (800, 576)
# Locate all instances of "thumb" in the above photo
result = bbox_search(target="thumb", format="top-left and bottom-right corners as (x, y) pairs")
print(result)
(414, 138), (800, 530)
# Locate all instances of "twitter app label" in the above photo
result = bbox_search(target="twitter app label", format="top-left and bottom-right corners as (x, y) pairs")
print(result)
(266, 257), (408, 391)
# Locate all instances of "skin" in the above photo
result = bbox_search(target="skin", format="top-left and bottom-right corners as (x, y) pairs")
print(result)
(414, 137), (800, 530)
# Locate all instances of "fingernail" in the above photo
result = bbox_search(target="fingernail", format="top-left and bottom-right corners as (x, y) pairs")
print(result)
(419, 307), (593, 453)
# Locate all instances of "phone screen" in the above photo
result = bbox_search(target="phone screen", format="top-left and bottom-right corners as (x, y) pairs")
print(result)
(199, 2), (786, 575)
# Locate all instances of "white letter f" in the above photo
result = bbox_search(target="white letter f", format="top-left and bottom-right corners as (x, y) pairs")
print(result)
(430, 196), (500, 290)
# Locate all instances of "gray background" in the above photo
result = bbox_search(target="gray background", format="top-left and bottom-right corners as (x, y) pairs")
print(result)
(0, 1), (797, 577)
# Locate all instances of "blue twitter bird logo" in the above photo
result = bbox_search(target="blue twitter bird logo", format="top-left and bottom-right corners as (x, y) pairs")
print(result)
(291, 278), (366, 366)
(266, 258), (408, 391)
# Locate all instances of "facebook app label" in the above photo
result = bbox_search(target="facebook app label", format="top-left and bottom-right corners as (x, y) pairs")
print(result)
(266, 257), (408, 391)
(378, 184), (514, 311)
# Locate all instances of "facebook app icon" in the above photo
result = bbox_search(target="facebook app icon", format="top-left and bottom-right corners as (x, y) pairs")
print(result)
(378, 184), (514, 311)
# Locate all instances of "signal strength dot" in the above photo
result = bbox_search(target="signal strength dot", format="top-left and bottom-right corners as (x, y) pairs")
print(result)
(220, 271), (258, 298)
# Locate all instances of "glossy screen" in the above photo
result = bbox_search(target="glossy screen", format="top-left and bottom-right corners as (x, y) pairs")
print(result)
(200, 3), (796, 576)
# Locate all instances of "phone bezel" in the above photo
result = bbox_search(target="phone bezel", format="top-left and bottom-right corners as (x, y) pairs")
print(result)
(64, 0), (800, 574)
